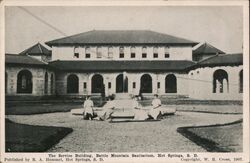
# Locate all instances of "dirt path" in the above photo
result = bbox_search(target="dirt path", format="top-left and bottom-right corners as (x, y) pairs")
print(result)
(6, 112), (242, 152)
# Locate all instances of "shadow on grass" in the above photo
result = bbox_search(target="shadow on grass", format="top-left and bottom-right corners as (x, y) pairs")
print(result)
(177, 119), (243, 152)
(5, 119), (73, 152)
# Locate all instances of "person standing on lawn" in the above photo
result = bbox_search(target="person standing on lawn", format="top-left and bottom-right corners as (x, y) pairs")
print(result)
(83, 95), (94, 120)
(148, 94), (162, 120)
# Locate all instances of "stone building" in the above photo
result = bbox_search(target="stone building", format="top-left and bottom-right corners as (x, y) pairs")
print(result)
(5, 54), (55, 96)
(5, 30), (244, 100)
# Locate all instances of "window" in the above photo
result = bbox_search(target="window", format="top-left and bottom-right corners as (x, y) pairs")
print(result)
(131, 53), (135, 58)
(119, 47), (124, 58)
(44, 72), (48, 94)
(153, 47), (158, 58)
(97, 47), (102, 58)
(142, 47), (147, 58)
(86, 53), (90, 58)
(108, 47), (113, 58)
(120, 53), (124, 58)
(131, 47), (136, 58)
(239, 70), (243, 93)
(133, 82), (136, 89)
(157, 82), (160, 89)
(50, 74), (54, 94)
(165, 47), (170, 58)
(108, 82), (111, 89)
(74, 47), (80, 58)
(85, 47), (90, 58)
(74, 53), (79, 58)
(83, 82), (87, 89)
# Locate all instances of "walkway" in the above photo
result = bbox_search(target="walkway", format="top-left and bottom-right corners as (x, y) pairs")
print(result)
(6, 112), (242, 152)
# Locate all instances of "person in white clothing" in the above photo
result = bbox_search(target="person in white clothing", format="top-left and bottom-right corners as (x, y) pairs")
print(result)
(83, 96), (94, 120)
(97, 95), (116, 121)
(133, 96), (149, 120)
(148, 94), (162, 120)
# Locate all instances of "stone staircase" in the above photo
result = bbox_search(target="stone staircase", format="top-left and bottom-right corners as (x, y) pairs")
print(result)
(114, 93), (132, 100)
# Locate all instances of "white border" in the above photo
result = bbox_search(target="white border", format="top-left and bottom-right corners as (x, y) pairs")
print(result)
(0, 1), (249, 163)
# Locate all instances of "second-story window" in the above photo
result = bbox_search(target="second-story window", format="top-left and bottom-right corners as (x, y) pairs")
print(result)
(97, 47), (102, 58)
(131, 46), (136, 58)
(153, 47), (158, 58)
(119, 47), (124, 58)
(85, 47), (91, 58)
(142, 46), (147, 58)
(74, 47), (80, 58)
(165, 46), (170, 58)
(108, 47), (113, 58)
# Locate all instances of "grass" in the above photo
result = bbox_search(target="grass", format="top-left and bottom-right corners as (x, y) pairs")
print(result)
(177, 119), (243, 152)
(6, 98), (107, 115)
(5, 103), (81, 115)
(5, 119), (73, 152)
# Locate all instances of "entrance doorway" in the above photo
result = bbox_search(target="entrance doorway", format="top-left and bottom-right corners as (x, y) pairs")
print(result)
(91, 74), (104, 94)
(140, 74), (152, 93)
(116, 74), (128, 93)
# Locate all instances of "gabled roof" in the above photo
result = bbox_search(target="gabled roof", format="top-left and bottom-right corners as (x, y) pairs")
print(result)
(48, 60), (195, 72)
(193, 42), (225, 55)
(198, 53), (242, 65)
(5, 54), (47, 66)
(189, 53), (243, 70)
(19, 43), (51, 56)
(46, 30), (198, 47)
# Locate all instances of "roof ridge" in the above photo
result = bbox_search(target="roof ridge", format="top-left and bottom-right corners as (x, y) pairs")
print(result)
(197, 54), (220, 64)
(37, 42), (43, 53)
(45, 30), (198, 47)
(26, 54), (48, 64)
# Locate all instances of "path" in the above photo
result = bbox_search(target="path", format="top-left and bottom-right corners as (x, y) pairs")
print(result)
(6, 112), (242, 152)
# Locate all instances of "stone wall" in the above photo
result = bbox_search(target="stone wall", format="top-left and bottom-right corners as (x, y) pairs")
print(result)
(5, 65), (55, 96)
(188, 65), (243, 100)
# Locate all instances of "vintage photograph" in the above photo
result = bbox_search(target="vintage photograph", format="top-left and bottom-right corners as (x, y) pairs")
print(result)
(2, 2), (248, 159)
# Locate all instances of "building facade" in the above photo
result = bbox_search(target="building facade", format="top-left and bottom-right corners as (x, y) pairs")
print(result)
(5, 30), (244, 100)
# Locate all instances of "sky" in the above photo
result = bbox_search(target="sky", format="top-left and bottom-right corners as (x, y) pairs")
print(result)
(5, 6), (243, 54)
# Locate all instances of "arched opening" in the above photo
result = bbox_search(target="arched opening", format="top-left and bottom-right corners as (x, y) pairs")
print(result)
(91, 74), (104, 94)
(5, 72), (8, 94)
(140, 74), (152, 93)
(116, 74), (128, 93)
(213, 69), (229, 93)
(17, 70), (33, 93)
(165, 74), (177, 93)
(239, 70), (243, 93)
(67, 74), (79, 93)
(44, 72), (48, 94)
(50, 74), (54, 94)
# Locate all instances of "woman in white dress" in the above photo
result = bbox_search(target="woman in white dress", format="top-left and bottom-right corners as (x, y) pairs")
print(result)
(96, 95), (116, 121)
(83, 96), (94, 120)
(132, 96), (149, 120)
(148, 94), (162, 120)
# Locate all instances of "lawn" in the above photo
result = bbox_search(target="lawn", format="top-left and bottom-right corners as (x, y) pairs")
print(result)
(5, 119), (73, 152)
(5, 103), (82, 115)
(177, 119), (243, 152)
